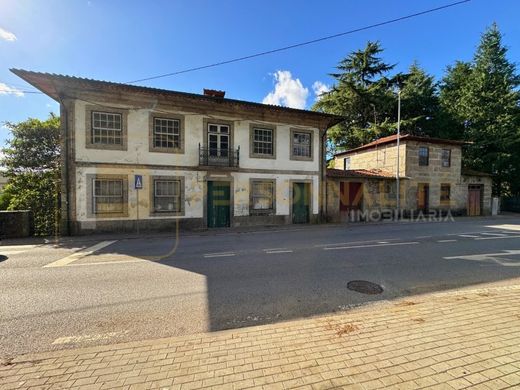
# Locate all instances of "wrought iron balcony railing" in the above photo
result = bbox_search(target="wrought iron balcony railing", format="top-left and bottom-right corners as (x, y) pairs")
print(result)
(198, 144), (240, 168)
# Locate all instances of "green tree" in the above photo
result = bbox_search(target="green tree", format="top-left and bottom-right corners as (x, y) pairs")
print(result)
(1, 114), (61, 235)
(314, 41), (399, 151)
(399, 62), (439, 136)
(314, 42), (441, 151)
(441, 24), (520, 195)
(438, 61), (473, 140)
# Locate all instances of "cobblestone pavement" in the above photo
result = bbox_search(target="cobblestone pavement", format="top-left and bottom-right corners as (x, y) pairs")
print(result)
(1, 280), (520, 390)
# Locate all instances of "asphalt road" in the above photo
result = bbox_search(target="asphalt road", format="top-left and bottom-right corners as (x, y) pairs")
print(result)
(2, 216), (520, 357)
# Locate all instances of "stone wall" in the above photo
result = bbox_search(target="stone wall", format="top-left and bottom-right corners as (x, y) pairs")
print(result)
(334, 143), (406, 176)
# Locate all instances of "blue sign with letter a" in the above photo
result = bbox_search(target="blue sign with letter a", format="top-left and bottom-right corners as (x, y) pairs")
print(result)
(134, 175), (143, 190)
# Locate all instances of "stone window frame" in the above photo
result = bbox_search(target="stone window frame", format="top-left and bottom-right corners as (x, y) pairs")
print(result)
(149, 175), (185, 217)
(85, 105), (128, 151)
(249, 178), (276, 215)
(440, 183), (451, 204)
(290, 128), (313, 161)
(86, 174), (129, 218)
(441, 148), (451, 168)
(249, 123), (276, 159)
(418, 146), (429, 166)
(148, 113), (185, 154)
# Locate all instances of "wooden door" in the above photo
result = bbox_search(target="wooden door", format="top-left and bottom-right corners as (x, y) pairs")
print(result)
(340, 182), (363, 221)
(207, 181), (230, 228)
(468, 185), (482, 216)
(417, 183), (429, 211)
(292, 183), (310, 224)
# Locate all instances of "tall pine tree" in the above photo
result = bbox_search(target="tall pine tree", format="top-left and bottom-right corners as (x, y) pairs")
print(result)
(440, 23), (520, 195)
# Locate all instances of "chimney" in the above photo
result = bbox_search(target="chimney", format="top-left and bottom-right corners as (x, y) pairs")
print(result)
(203, 89), (225, 98)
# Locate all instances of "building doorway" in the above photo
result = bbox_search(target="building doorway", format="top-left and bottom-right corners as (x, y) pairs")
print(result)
(292, 182), (310, 224)
(468, 184), (482, 216)
(417, 183), (429, 212)
(339, 181), (363, 222)
(207, 181), (230, 228)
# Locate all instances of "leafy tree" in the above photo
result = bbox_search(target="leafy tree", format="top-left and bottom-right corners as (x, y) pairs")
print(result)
(314, 42), (441, 151)
(440, 24), (520, 195)
(1, 114), (61, 235)
(314, 41), (399, 151)
(438, 61), (473, 140)
(399, 62), (439, 136)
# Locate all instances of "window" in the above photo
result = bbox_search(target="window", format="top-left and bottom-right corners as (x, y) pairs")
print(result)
(440, 184), (451, 203)
(343, 157), (350, 170)
(291, 130), (312, 160)
(441, 149), (451, 167)
(419, 146), (429, 166)
(91, 111), (122, 145)
(208, 123), (230, 157)
(251, 126), (275, 157)
(251, 180), (275, 213)
(153, 117), (180, 149)
(153, 180), (181, 213)
(93, 179), (124, 214)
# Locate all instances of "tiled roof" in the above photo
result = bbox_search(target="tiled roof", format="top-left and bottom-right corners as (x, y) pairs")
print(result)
(326, 168), (401, 179)
(10, 69), (344, 128)
(461, 168), (492, 177)
(335, 134), (468, 156)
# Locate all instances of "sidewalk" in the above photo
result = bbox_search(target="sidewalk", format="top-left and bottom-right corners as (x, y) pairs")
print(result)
(2, 281), (520, 390)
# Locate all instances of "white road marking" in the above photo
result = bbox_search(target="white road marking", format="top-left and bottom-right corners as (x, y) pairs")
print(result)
(475, 235), (520, 241)
(265, 250), (293, 254)
(416, 235), (432, 239)
(437, 239), (457, 243)
(486, 224), (520, 231)
(459, 234), (480, 238)
(323, 241), (419, 251)
(204, 252), (235, 258)
(263, 248), (289, 251)
(444, 249), (520, 267)
(314, 238), (398, 248)
(377, 241), (389, 244)
(481, 232), (507, 237)
(43, 240), (118, 268)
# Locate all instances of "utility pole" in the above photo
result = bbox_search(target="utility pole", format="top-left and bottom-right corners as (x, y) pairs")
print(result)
(396, 89), (401, 219)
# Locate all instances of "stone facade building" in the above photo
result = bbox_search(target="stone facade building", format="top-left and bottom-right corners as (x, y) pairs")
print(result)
(327, 134), (492, 222)
(12, 69), (341, 234)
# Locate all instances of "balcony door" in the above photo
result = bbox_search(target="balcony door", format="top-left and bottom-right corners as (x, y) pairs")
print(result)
(208, 123), (229, 159)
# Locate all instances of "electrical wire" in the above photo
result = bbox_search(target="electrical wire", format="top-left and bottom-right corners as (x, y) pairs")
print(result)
(126, 0), (471, 83)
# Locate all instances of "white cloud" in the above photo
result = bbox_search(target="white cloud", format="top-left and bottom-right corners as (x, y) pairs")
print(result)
(0, 83), (24, 97)
(0, 27), (17, 42)
(262, 70), (309, 109)
(312, 81), (330, 101)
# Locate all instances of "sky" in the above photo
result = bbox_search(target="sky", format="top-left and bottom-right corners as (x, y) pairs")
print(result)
(1, 0), (519, 148)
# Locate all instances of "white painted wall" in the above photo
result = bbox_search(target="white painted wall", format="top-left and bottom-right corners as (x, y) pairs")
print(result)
(75, 167), (318, 221)
(73, 100), (320, 172)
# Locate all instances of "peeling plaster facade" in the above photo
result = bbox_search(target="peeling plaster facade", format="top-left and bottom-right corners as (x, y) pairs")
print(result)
(10, 70), (341, 234)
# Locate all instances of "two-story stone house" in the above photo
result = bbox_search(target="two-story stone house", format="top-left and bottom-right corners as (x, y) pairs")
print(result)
(12, 69), (342, 234)
(327, 134), (492, 221)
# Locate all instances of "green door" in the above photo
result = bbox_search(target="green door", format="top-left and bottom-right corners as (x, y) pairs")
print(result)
(292, 182), (310, 224)
(207, 181), (231, 228)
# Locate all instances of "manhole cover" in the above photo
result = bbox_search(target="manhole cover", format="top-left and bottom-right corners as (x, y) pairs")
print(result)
(347, 280), (383, 295)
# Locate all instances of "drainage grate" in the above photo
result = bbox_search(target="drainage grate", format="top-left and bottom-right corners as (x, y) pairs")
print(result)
(347, 280), (383, 295)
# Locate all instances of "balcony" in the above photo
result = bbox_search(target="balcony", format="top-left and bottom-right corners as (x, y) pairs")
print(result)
(199, 144), (240, 168)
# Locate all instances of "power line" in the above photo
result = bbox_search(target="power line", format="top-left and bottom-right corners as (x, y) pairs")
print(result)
(3, 0), (470, 93)
(126, 0), (471, 84)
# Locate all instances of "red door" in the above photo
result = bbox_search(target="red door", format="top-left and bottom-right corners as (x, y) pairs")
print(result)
(340, 182), (363, 221)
